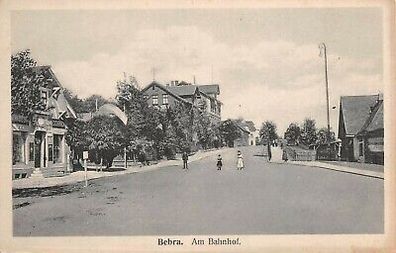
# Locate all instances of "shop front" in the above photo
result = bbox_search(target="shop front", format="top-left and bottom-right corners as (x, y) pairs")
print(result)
(12, 113), (70, 179)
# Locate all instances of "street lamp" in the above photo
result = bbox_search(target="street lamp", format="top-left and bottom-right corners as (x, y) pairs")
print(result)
(319, 43), (331, 143)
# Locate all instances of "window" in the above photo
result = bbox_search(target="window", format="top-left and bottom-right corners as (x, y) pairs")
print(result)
(29, 142), (34, 161)
(162, 94), (169, 105)
(41, 90), (48, 107)
(152, 95), (158, 106)
(12, 134), (22, 164)
(47, 135), (53, 162)
(143, 95), (148, 100)
(53, 135), (63, 163)
(48, 144), (53, 162)
(12, 133), (27, 164)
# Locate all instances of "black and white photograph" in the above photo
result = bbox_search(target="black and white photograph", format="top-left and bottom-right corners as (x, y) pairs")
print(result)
(0, 0), (395, 252)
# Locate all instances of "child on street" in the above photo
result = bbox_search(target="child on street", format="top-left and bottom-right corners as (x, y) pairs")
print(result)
(237, 150), (244, 170)
(217, 154), (223, 170)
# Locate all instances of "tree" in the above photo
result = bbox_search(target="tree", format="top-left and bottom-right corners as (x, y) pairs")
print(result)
(63, 88), (109, 113)
(284, 123), (301, 145)
(195, 111), (213, 149)
(116, 78), (148, 136)
(63, 88), (85, 113)
(65, 119), (88, 160)
(259, 121), (278, 144)
(166, 102), (192, 152)
(300, 118), (317, 146)
(83, 95), (109, 113)
(11, 49), (46, 117)
(316, 128), (336, 145)
(85, 115), (126, 168)
(219, 119), (241, 147)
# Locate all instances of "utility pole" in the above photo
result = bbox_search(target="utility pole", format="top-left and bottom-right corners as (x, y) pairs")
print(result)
(123, 103), (127, 169)
(319, 43), (331, 142)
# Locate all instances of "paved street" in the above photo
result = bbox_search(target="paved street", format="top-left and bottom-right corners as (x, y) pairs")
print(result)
(13, 146), (383, 236)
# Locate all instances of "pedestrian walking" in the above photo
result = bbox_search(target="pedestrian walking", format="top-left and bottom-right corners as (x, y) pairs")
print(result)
(236, 150), (244, 170)
(217, 154), (223, 170)
(182, 151), (188, 169)
(282, 149), (288, 162)
(267, 143), (272, 161)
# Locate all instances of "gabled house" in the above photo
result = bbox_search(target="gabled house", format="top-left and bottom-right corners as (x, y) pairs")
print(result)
(12, 66), (77, 179)
(233, 121), (251, 147)
(244, 120), (259, 146)
(338, 94), (384, 164)
(141, 80), (222, 123)
(233, 120), (258, 146)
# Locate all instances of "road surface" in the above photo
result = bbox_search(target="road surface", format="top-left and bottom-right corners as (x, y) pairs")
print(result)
(13, 146), (383, 236)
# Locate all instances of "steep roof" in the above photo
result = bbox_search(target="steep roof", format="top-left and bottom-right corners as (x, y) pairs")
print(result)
(244, 121), (256, 132)
(141, 81), (194, 106)
(197, 84), (220, 95)
(232, 120), (251, 134)
(340, 95), (378, 136)
(362, 100), (383, 133)
(48, 92), (77, 119)
(31, 65), (62, 88)
(34, 65), (77, 120)
(167, 84), (220, 96)
(167, 85), (198, 96)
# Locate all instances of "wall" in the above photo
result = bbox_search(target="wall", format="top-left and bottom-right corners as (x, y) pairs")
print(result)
(143, 85), (180, 109)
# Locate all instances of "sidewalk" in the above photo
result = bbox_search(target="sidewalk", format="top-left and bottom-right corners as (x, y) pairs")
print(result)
(12, 148), (230, 190)
(289, 160), (384, 179)
(267, 146), (383, 179)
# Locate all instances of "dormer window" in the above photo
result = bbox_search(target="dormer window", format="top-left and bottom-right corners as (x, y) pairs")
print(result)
(40, 90), (48, 107)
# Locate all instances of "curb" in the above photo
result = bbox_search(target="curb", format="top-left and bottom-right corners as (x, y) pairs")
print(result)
(12, 148), (229, 190)
(270, 160), (384, 179)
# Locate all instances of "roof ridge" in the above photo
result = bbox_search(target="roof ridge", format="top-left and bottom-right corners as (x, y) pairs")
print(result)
(340, 94), (378, 98)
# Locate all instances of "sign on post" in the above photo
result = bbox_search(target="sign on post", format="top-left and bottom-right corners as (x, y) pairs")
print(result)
(83, 151), (89, 187)
(83, 151), (89, 160)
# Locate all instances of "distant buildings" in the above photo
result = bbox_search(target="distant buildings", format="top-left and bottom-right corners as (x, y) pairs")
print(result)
(141, 80), (222, 123)
(12, 66), (77, 179)
(232, 120), (259, 147)
(338, 94), (384, 164)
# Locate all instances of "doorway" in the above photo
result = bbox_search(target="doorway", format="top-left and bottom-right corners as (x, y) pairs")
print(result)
(34, 131), (46, 168)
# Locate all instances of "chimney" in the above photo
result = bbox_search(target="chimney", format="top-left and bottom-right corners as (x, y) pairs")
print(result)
(378, 93), (383, 101)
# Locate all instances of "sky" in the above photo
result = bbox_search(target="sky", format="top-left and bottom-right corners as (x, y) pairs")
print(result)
(11, 8), (383, 135)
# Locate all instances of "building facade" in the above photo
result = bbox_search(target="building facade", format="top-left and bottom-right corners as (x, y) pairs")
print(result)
(12, 66), (77, 179)
(141, 80), (222, 123)
(231, 120), (258, 147)
(338, 94), (383, 164)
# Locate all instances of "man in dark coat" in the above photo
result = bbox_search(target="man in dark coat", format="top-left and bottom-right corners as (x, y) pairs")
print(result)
(182, 151), (188, 169)
(267, 142), (272, 161)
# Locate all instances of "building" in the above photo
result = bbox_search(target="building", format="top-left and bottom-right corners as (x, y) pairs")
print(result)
(230, 120), (255, 147)
(232, 120), (258, 146)
(141, 80), (222, 151)
(12, 66), (77, 179)
(141, 80), (222, 123)
(338, 94), (384, 164)
(244, 120), (259, 145)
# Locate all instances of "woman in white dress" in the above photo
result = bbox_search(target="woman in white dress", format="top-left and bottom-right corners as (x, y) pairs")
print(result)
(236, 150), (244, 170)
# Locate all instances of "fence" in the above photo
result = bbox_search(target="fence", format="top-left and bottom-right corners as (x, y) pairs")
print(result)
(284, 146), (316, 161)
